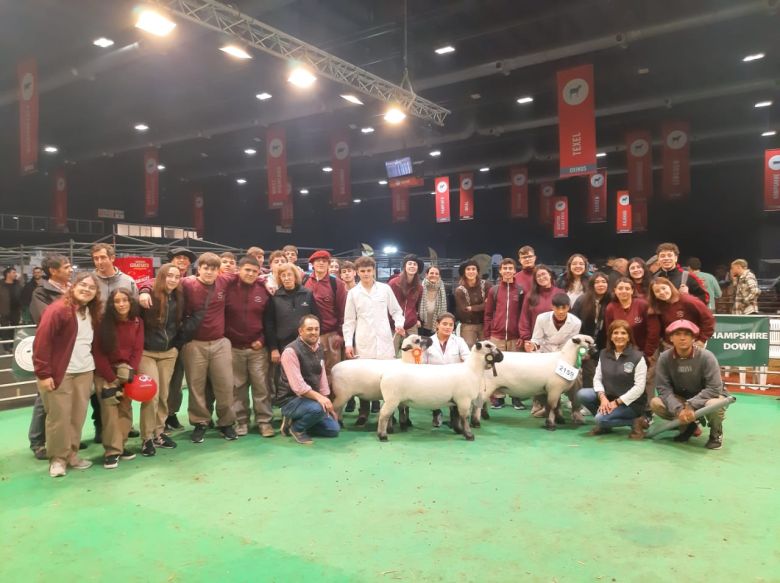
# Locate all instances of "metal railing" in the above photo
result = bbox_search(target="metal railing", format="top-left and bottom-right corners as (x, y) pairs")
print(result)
(0, 324), (38, 405)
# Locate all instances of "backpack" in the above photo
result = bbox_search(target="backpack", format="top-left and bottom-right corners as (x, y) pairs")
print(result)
(302, 273), (338, 298)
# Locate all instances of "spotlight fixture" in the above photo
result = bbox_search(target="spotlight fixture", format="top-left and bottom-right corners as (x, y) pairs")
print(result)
(219, 45), (252, 59)
(340, 94), (364, 105)
(135, 10), (176, 37)
(288, 67), (316, 88)
(384, 107), (406, 124)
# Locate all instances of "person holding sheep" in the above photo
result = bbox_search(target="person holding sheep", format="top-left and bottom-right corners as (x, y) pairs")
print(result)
(278, 315), (340, 445)
(424, 312), (470, 429)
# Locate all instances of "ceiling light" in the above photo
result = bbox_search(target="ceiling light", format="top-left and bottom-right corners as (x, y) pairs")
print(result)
(200, 152), (209, 158)
(157, 164), (166, 171)
(256, 92), (272, 101)
(322, 166), (333, 172)
(299, 188), (309, 195)
(135, 10), (176, 37)
(637, 67), (650, 75)
(288, 67), (316, 88)
(762, 130), (777, 137)
(429, 150), (441, 157)
(479, 167), (490, 172)
(352, 198), (362, 204)
(340, 94), (364, 105)
(434, 45), (455, 55)
(384, 107), (406, 124)
(244, 148), (257, 155)
(236, 178), (247, 184)
(220, 45), (252, 59)
(43, 145), (58, 154)
(470, 93), (481, 100)
(382, 245), (398, 254)
(596, 152), (607, 158)
(742, 53), (765, 62)
(93, 37), (114, 48)
(755, 100), (773, 108)
(378, 180), (388, 185)
(361, 127), (375, 134)
(134, 123), (149, 132)
(516, 96), (533, 104)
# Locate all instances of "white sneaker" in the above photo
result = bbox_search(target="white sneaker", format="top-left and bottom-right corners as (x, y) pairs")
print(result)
(69, 457), (93, 470)
(235, 423), (249, 437)
(49, 460), (67, 478)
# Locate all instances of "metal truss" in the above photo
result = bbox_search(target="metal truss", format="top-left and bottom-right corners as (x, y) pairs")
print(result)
(148, 0), (451, 126)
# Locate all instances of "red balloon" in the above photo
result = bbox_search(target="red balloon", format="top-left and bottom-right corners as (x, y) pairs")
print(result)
(124, 374), (157, 402)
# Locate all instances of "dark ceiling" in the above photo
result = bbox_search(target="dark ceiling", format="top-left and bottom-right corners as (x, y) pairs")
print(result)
(0, 0), (778, 265)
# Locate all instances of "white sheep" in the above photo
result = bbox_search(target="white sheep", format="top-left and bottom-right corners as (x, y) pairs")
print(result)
(377, 341), (504, 441)
(479, 334), (596, 430)
(331, 335), (432, 426)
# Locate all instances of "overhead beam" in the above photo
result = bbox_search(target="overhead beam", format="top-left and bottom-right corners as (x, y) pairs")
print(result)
(147, 0), (450, 126)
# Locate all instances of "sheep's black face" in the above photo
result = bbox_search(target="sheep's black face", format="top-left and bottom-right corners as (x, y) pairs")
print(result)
(419, 336), (433, 349)
(491, 349), (504, 363)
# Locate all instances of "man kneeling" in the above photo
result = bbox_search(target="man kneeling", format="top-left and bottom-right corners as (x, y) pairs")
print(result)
(278, 315), (340, 445)
(651, 319), (729, 449)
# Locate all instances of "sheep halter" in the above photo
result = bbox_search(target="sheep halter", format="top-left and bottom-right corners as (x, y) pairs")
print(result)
(484, 353), (498, 376)
(576, 346), (587, 369)
(412, 347), (422, 364)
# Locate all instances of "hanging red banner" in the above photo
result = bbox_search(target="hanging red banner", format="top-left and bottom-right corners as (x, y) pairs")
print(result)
(586, 170), (607, 223)
(509, 167), (528, 218)
(552, 197), (569, 238)
(52, 169), (67, 231)
(266, 126), (288, 209)
(661, 121), (690, 200)
(193, 192), (205, 236)
(765, 149), (780, 212)
(557, 64), (597, 178)
(539, 181), (555, 224)
(391, 187), (409, 223)
(435, 176), (451, 223)
(389, 176), (424, 188)
(143, 149), (159, 218)
(459, 173), (474, 220)
(280, 197), (294, 228)
(18, 58), (38, 175)
(633, 198), (648, 232)
(616, 190), (632, 234)
(331, 130), (351, 209)
(626, 130), (653, 200)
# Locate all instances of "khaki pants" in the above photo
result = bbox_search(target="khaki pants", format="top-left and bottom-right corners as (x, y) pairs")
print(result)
(460, 323), (484, 348)
(138, 348), (178, 440)
(40, 371), (93, 464)
(489, 337), (519, 352)
(650, 396), (727, 431)
(95, 376), (133, 456)
(319, 331), (343, 387)
(393, 325), (419, 354)
(232, 347), (272, 426)
(183, 337), (235, 427)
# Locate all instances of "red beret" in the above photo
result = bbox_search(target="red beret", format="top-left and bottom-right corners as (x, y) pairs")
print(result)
(308, 249), (331, 263)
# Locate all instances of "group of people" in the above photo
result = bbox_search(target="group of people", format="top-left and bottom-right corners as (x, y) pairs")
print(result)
(23, 240), (750, 477)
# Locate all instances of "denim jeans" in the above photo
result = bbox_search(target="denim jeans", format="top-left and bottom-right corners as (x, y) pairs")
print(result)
(28, 394), (46, 449)
(577, 388), (638, 428)
(281, 397), (340, 437)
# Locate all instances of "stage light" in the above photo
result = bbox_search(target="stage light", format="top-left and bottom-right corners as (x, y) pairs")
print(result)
(220, 45), (252, 59)
(288, 67), (316, 88)
(384, 107), (406, 124)
(135, 10), (176, 37)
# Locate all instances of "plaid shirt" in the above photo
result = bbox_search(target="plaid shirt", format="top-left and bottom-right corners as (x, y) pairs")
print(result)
(732, 269), (759, 315)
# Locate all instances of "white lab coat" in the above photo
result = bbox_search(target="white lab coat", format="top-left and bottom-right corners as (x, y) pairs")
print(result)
(424, 334), (471, 364)
(343, 281), (404, 359)
(530, 312), (582, 353)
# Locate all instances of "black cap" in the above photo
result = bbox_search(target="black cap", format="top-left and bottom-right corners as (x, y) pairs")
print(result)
(401, 254), (424, 274)
(167, 247), (196, 263)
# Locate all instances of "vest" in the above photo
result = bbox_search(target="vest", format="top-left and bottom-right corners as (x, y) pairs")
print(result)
(598, 345), (646, 415)
(276, 337), (324, 406)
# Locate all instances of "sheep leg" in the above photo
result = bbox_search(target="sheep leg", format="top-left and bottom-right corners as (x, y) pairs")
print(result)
(456, 401), (475, 441)
(471, 395), (483, 427)
(399, 405), (413, 430)
(377, 400), (398, 442)
(449, 406), (463, 434)
(544, 390), (560, 431)
(331, 392), (349, 423)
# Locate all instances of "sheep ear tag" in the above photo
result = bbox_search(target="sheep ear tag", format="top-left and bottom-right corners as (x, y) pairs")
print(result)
(412, 347), (422, 364)
(554, 360), (579, 382)
(484, 353), (498, 376)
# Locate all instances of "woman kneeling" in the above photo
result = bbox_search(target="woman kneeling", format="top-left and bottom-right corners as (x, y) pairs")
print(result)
(577, 319), (649, 439)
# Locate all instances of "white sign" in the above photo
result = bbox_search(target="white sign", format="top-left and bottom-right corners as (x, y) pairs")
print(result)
(554, 360), (579, 382)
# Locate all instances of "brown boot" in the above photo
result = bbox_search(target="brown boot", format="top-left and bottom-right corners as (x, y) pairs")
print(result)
(628, 416), (649, 440)
(589, 426), (612, 436)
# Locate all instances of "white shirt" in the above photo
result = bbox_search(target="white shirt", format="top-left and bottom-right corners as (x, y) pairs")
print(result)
(343, 281), (404, 359)
(66, 310), (95, 373)
(531, 312), (582, 353)
(593, 352), (648, 406)
(424, 334), (470, 364)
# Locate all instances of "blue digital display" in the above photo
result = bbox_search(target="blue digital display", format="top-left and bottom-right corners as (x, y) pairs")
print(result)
(385, 156), (413, 178)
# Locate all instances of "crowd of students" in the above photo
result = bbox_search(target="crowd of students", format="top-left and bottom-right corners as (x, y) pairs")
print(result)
(25, 240), (753, 477)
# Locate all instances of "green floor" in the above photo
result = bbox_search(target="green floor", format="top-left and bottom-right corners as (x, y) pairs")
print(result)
(1, 394), (778, 582)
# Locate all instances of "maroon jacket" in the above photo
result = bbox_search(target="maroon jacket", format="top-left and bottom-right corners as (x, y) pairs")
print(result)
(518, 286), (564, 341)
(33, 300), (97, 387)
(514, 268), (535, 295)
(645, 294), (715, 355)
(225, 278), (271, 348)
(483, 281), (524, 341)
(388, 275), (422, 330)
(93, 317), (145, 382)
(604, 298), (651, 357)
(180, 273), (237, 342)
(303, 274), (347, 335)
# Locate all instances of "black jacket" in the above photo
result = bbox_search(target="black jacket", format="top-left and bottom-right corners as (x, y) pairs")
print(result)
(143, 293), (181, 352)
(654, 265), (708, 304)
(264, 285), (320, 352)
(30, 280), (65, 325)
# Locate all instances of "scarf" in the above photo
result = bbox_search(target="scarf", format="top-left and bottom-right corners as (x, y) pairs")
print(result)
(420, 278), (447, 329)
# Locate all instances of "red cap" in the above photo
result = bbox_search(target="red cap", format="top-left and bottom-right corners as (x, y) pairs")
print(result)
(665, 319), (700, 336)
(308, 249), (331, 263)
